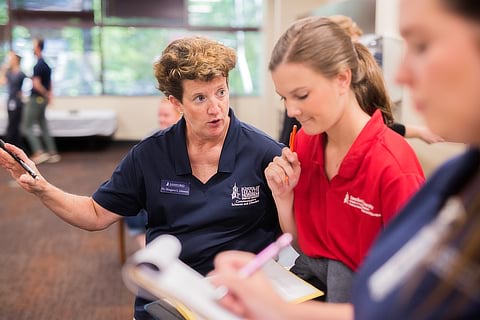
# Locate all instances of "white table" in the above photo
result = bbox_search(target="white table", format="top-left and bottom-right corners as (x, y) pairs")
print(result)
(0, 109), (117, 138)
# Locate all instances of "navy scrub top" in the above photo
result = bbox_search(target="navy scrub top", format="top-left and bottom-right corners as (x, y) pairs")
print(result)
(93, 108), (282, 275)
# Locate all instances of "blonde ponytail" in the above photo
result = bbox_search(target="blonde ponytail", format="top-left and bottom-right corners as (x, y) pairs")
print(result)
(352, 42), (394, 126)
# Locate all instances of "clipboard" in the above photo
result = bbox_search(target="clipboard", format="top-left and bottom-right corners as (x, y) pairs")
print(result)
(122, 234), (240, 320)
(122, 235), (323, 320)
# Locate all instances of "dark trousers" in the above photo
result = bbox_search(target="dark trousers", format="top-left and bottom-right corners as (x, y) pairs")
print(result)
(6, 97), (24, 148)
(290, 253), (354, 303)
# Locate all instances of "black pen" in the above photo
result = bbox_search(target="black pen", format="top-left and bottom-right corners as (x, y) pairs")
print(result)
(0, 139), (39, 180)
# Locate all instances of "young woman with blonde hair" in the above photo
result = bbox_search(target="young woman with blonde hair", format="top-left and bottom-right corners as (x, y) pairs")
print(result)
(265, 16), (424, 302)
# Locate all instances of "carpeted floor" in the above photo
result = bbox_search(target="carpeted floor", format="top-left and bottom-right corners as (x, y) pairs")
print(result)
(0, 140), (140, 320)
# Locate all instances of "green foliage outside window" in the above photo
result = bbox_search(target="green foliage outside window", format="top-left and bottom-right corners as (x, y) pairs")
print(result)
(0, 0), (7, 25)
(188, 0), (262, 27)
(7, 0), (263, 97)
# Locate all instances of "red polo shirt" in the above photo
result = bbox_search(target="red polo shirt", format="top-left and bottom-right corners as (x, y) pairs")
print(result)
(294, 110), (425, 271)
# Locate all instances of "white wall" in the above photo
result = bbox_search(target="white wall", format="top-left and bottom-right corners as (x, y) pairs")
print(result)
(49, 96), (160, 140)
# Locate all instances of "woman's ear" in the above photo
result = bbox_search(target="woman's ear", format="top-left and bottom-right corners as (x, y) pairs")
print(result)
(168, 95), (183, 114)
(336, 68), (352, 94)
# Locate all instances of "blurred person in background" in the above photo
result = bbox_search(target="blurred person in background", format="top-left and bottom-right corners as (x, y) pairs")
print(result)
(21, 38), (60, 164)
(157, 96), (182, 130)
(0, 51), (26, 148)
(124, 97), (182, 248)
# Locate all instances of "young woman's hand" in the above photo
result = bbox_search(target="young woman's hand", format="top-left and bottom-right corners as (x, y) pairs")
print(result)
(265, 147), (301, 197)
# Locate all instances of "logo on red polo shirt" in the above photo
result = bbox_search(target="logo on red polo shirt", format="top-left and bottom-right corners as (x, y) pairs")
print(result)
(343, 192), (381, 217)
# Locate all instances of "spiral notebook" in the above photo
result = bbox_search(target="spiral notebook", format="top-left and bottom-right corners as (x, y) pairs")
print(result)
(122, 235), (323, 320)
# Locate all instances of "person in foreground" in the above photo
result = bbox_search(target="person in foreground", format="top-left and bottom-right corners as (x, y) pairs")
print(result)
(213, 0), (480, 319)
(265, 16), (424, 302)
(0, 37), (282, 320)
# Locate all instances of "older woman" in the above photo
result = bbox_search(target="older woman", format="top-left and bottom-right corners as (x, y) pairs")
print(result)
(0, 37), (282, 320)
(212, 0), (480, 319)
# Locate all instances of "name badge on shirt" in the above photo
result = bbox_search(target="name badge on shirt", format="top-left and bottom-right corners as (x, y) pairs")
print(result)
(160, 180), (190, 196)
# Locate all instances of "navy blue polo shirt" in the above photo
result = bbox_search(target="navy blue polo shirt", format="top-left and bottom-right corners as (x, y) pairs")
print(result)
(31, 57), (51, 96)
(93, 108), (282, 274)
(352, 148), (480, 319)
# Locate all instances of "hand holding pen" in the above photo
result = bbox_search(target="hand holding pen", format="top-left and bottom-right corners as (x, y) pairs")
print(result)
(289, 125), (297, 153)
(238, 233), (293, 278)
(285, 125), (297, 183)
(205, 233), (293, 300)
(0, 139), (39, 180)
(264, 125), (301, 197)
(210, 233), (293, 303)
(211, 233), (293, 299)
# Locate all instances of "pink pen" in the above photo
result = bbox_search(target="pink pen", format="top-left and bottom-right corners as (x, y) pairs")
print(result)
(239, 233), (293, 278)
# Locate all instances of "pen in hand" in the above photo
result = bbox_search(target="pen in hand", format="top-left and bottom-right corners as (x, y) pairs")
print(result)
(238, 233), (293, 278)
(0, 139), (39, 180)
(212, 233), (293, 300)
(285, 124), (298, 183)
(289, 124), (297, 152)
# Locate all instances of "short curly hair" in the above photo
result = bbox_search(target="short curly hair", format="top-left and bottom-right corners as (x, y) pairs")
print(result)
(154, 36), (237, 102)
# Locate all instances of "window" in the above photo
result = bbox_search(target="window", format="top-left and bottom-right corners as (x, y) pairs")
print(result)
(102, 28), (261, 96)
(188, 0), (262, 28)
(12, 26), (102, 96)
(103, 0), (185, 24)
(0, 0), (8, 24)
(3, 0), (263, 96)
(0, 0), (8, 96)
(101, 26), (167, 95)
(11, 0), (93, 11)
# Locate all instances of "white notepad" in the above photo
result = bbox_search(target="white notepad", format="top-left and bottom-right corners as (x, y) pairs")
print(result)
(122, 234), (323, 320)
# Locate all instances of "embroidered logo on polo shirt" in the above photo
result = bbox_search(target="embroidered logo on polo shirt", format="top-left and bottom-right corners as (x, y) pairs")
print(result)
(231, 183), (260, 206)
(343, 192), (380, 217)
